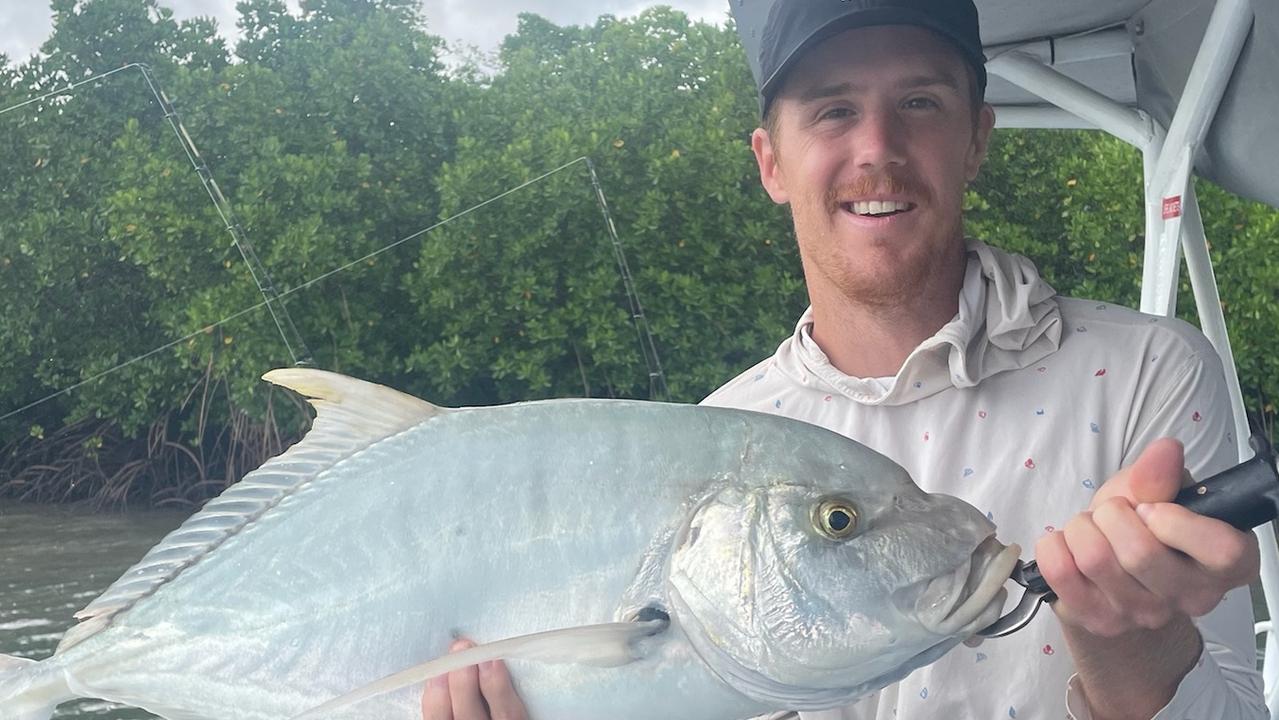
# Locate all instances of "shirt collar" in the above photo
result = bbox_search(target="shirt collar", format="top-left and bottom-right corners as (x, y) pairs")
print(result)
(778, 239), (1063, 406)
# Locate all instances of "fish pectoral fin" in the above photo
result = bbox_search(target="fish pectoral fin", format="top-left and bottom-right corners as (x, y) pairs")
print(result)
(288, 618), (669, 720)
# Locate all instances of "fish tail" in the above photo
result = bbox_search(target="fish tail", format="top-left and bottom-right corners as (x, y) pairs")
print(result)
(0, 653), (67, 720)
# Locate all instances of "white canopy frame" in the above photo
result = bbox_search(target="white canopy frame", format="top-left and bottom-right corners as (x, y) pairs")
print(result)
(988, 0), (1279, 712)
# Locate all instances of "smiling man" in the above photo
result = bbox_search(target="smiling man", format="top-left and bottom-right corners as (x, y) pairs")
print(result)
(749, 21), (989, 380)
(422, 1), (1265, 719)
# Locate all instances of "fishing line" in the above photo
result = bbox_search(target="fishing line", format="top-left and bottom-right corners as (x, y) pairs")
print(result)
(0, 64), (140, 118)
(2, 68), (669, 422)
(276, 156), (591, 298)
(1, 63), (314, 366)
(0, 157), (601, 424)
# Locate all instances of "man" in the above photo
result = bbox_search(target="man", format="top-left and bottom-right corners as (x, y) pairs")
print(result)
(423, 1), (1265, 718)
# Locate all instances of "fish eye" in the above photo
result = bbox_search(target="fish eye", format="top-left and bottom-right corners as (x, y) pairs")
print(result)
(813, 498), (859, 540)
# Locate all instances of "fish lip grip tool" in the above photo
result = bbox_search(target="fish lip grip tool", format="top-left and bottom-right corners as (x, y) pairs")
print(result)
(978, 433), (1279, 639)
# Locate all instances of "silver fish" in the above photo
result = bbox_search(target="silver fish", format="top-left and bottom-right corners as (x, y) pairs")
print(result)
(0, 369), (1019, 720)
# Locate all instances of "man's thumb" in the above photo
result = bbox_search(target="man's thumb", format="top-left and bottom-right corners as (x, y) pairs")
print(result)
(1090, 437), (1187, 508)
(1126, 437), (1187, 504)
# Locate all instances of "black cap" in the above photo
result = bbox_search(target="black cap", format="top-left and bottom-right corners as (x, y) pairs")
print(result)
(732, 0), (988, 116)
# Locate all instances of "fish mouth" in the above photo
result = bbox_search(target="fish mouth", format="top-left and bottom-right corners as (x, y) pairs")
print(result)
(904, 535), (1022, 637)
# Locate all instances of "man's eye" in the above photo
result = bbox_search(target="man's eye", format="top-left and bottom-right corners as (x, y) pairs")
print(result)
(903, 97), (940, 110)
(819, 107), (853, 121)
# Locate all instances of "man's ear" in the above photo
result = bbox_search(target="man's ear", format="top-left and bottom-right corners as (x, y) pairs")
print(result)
(751, 127), (790, 205)
(965, 103), (997, 182)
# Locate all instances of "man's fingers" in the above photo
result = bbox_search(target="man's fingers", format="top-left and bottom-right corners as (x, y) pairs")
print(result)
(1138, 501), (1261, 586)
(1092, 496), (1191, 599)
(478, 660), (529, 720)
(1089, 496), (1201, 627)
(446, 639), (489, 720)
(422, 675), (454, 720)
(1035, 528), (1112, 631)
(1062, 509), (1172, 631)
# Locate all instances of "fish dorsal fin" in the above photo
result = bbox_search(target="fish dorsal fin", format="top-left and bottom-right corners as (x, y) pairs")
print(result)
(290, 618), (670, 720)
(57, 370), (446, 652)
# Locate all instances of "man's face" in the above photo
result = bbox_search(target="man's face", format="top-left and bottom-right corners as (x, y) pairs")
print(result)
(752, 25), (995, 308)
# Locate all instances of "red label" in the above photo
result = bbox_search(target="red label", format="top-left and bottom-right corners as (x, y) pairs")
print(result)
(1163, 196), (1183, 219)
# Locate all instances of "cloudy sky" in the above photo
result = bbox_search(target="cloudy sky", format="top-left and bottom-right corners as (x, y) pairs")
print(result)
(0, 0), (731, 65)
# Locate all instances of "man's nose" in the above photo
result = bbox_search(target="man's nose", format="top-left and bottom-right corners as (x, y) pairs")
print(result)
(852, 106), (907, 171)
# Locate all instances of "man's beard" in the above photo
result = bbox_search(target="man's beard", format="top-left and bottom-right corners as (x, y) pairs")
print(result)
(788, 173), (963, 310)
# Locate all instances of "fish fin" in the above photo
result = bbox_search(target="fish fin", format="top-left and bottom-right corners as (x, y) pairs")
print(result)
(59, 371), (447, 652)
(0, 655), (65, 720)
(288, 619), (668, 720)
(261, 368), (448, 431)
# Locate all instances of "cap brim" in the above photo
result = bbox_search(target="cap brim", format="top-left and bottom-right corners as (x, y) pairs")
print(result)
(760, 9), (987, 112)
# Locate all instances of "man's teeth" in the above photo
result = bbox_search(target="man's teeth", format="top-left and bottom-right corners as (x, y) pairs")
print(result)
(848, 200), (912, 216)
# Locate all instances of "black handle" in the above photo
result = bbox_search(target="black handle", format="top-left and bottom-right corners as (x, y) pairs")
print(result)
(1173, 448), (1279, 530)
(1021, 435), (1279, 599)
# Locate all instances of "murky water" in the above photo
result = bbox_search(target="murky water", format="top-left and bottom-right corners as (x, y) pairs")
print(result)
(0, 503), (185, 719)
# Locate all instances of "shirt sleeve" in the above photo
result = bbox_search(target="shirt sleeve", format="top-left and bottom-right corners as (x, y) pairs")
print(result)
(1067, 332), (1267, 719)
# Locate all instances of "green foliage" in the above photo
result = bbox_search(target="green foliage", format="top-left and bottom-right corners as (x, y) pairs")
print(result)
(3, 2), (1279, 503)
(1, 0), (457, 500)
(967, 129), (1147, 304)
(408, 9), (804, 405)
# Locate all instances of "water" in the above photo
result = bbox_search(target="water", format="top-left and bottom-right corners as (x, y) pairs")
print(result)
(0, 504), (185, 719)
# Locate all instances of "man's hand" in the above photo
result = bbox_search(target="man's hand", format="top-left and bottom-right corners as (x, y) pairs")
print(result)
(1033, 437), (1260, 719)
(421, 638), (529, 720)
(1035, 437), (1259, 637)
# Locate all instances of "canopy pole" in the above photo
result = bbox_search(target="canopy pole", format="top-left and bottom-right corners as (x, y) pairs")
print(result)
(1144, 0), (1255, 319)
(993, 105), (1096, 131)
(1139, 124), (1168, 313)
(987, 51), (1154, 148)
(985, 27), (1132, 67)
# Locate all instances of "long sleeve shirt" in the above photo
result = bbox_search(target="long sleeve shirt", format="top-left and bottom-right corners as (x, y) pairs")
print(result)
(703, 240), (1265, 719)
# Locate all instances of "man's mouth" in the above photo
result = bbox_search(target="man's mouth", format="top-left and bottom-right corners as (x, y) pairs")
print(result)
(841, 200), (916, 218)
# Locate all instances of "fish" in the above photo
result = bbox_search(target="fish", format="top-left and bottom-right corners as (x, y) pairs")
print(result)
(0, 369), (1020, 720)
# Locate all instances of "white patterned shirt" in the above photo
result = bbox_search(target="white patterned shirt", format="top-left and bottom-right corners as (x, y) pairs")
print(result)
(703, 240), (1264, 719)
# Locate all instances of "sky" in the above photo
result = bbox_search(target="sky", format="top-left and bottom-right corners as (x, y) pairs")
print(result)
(0, 0), (731, 66)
